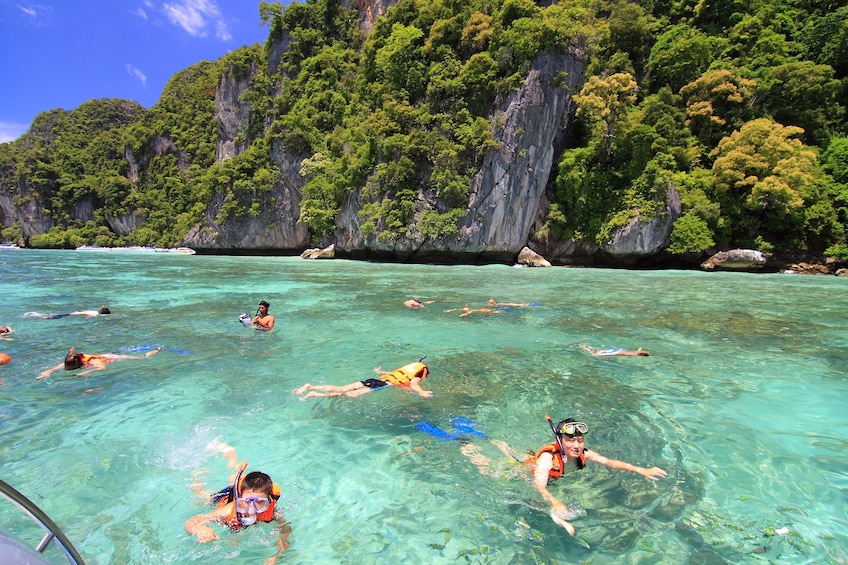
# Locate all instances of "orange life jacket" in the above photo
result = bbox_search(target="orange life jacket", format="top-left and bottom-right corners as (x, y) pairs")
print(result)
(80, 354), (109, 365)
(217, 463), (281, 530)
(379, 362), (428, 387)
(525, 443), (586, 479)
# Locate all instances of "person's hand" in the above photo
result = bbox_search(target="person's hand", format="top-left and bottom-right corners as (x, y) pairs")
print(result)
(418, 390), (433, 398)
(549, 502), (575, 535)
(637, 466), (668, 480)
(194, 525), (219, 543)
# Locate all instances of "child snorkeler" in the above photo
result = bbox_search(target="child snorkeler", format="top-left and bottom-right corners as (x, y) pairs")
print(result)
(185, 442), (291, 564)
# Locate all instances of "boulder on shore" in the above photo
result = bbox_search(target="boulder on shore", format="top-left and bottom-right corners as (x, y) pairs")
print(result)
(701, 249), (766, 271)
(518, 246), (551, 267)
(301, 244), (335, 259)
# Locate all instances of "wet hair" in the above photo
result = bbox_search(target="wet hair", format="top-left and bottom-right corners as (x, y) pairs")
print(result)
(0, 326), (11, 334)
(64, 351), (83, 370)
(99, 306), (111, 315)
(258, 300), (270, 310)
(240, 471), (273, 495)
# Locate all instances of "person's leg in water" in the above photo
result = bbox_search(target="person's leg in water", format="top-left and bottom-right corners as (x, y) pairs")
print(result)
(294, 381), (374, 400)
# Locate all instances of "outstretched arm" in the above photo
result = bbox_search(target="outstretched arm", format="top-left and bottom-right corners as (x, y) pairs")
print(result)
(264, 517), (292, 565)
(185, 507), (227, 543)
(586, 451), (667, 480)
(532, 452), (575, 535)
(408, 376), (432, 398)
(37, 363), (64, 380)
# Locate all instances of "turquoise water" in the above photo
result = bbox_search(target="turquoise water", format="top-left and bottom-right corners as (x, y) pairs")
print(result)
(1, 250), (846, 564)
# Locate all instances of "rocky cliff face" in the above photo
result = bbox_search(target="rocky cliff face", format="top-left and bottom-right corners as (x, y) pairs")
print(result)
(215, 70), (253, 161)
(331, 49), (587, 262)
(182, 137), (311, 251)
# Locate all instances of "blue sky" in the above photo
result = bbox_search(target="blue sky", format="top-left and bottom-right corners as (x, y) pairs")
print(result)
(0, 0), (275, 142)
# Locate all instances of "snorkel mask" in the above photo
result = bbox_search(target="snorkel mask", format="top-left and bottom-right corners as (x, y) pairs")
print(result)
(235, 496), (271, 526)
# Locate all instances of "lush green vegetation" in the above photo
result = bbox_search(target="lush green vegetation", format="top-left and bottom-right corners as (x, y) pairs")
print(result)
(1, 0), (846, 259)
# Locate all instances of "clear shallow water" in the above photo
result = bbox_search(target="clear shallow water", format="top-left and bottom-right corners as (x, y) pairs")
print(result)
(0, 250), (846, 564)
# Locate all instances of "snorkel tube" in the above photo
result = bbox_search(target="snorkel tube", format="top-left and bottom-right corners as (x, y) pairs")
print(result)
(546, 415), (565, 458)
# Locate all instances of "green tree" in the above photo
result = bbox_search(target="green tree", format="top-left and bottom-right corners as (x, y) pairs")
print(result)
(648, 24), (715, 93)
(573, 73), (639, 160)
(710, 118), (818, 248)
(679, 69), (757, 153)
(757, 61), (844, 146)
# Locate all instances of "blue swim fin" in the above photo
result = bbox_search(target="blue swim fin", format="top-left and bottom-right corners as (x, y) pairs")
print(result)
(449, 416), (487, 438)
(416, 421), (462, 441)
(124, 345), (191, 354)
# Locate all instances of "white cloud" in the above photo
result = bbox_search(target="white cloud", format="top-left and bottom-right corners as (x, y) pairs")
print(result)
(15, 2), (53, 25)
(0, 122), (29, 143)
(135, 7), (147, 19)
(162, 0), (231, 41)
(126, 64), (147, 87)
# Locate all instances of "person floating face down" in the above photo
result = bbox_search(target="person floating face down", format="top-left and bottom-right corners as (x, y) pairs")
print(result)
(524, 418), (667, 535)
(294, 359), (431, 400)
(184, 448), (291, 564)
(252, 300), (275, 330)
(36, 346), (161, 379)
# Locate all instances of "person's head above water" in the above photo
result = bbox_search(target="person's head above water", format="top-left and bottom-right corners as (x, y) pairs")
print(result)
(99, 305), (111, 315)
(64, 347), (83, 370)
(258, 300), (270, 311)
(235, 471), (275, 526)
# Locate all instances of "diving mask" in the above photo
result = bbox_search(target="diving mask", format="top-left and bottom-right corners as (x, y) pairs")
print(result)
(557, 422), (588, 436)
(235, 496), (270, 514)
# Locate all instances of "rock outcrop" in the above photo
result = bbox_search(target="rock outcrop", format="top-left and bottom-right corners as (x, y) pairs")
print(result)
(517, 246), (551, 267)
(701, 249), (767, 271)
(215, 69), (253, 161)
(301, 244), (335, 259)
(594, 185), (682, 265)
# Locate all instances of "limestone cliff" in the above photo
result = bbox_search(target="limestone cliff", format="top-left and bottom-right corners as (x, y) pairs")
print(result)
(332, 49), (586, 262)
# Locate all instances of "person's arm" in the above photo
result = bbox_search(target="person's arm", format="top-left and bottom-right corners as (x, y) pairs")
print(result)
(185, 506), (228, 543)
(585, 451), (667, 480)
(37, 363), (64, 379)
(408, 376), (432, 398)
(532, 452), (575, 535)
(264, 516), (292, 565)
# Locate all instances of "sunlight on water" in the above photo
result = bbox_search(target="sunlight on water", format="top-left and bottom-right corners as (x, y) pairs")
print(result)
(1, 251), (846, 564)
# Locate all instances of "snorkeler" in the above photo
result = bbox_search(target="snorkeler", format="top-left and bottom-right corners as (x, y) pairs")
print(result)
(185, 442), (291, 563)
(578, 343), (649, 357)
(294, 358), (431, 400)
(25, 305), (112, 319)
(37, 346), (161, 379)
(459, 417), (667, 536)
